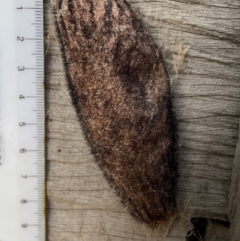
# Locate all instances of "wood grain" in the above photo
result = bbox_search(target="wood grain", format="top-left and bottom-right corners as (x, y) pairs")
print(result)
(229, 120), (240, 241)
(45, 0), (240, 240)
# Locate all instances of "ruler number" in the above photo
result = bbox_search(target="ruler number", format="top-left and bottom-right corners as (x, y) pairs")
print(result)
(17, 6), (23, 9)
(21, 224), (28, 228)
(21, 175), (28, 178)
(20, 149), (26, 153)
(17, 36), (24, 41)
(18, 66), (25, 71)
(21, 199), (28, 204)
(19, 122), (26, 127)
(19, 95), (25, 99)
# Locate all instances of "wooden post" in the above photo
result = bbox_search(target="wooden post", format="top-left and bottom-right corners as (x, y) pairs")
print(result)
(45, 0), (240, 240)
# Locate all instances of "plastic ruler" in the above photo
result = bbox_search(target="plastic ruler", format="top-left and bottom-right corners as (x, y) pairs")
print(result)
(0, 0), (45, 240)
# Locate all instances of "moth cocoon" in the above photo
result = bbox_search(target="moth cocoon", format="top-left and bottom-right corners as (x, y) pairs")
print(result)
(53, 0), (178, 226)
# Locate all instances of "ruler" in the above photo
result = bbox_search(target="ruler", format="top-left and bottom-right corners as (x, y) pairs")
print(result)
(0, 0), (45, 241)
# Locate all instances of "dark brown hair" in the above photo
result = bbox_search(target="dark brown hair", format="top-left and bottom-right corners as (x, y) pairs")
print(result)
(53, 0), (178, 226)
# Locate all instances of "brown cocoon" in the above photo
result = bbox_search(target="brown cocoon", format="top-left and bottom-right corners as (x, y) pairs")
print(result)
(53, 0), (178, 226)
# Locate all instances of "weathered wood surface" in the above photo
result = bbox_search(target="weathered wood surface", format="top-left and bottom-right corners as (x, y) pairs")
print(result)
(45, 0), (240, 240)
(204, 219), (229, 241)
(229, 120), (240, 241)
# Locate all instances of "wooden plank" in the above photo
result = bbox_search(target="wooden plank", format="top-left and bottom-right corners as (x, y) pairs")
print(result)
(45, 0), (240, 240)
(229, 120), (240, 241)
